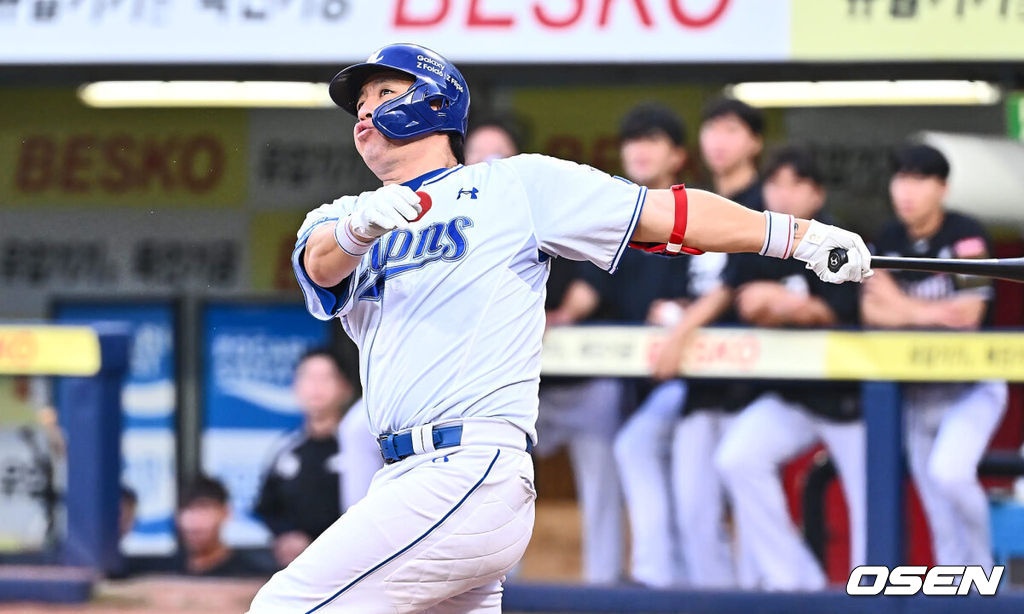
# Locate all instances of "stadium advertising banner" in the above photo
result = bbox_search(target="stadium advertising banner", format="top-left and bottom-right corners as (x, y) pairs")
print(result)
(790, 0), (1024, 61)
(55, 302), (179, 556)
(201, 302), (330, 547)
(0, 90), (247, 209)
(0, 0), (785, 63)
(3, 1), (1024, 64)
(0, 93), (380, 318)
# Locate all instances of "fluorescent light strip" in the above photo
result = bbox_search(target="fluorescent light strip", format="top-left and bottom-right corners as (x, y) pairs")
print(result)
(726, 80), (1001, 108)
(78, 81), (334, 108)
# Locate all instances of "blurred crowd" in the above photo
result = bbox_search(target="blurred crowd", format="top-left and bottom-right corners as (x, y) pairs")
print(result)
(113, 98), (1009, 591)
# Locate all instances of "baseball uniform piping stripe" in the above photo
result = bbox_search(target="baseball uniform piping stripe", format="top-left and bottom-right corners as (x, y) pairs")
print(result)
(304, 449), (502, 613)
(609, 186), (647, 274)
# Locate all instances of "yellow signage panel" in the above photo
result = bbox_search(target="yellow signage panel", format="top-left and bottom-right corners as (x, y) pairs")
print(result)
(0, 89), (247, 208)
(542, 326), (1024, 382)
(791, 0), (1024, 60)
(826, 331), (1024, 382)
(0, 326), (101, 376)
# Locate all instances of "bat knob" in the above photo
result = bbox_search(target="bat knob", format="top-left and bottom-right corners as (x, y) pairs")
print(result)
(828, 248), (849, 273)
(412, 191), (433, 222)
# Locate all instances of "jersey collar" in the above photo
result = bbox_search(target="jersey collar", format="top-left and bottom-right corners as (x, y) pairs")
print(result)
(402, 165), (462, 191)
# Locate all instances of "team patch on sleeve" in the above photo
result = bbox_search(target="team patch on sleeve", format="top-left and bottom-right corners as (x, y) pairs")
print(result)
(954, 236), (988, 259)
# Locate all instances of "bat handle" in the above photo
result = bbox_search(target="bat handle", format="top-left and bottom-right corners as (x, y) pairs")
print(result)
(828, 248), (849, 273)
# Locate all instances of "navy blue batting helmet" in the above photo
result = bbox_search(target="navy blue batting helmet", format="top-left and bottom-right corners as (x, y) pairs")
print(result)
(329, 43), (470, 140)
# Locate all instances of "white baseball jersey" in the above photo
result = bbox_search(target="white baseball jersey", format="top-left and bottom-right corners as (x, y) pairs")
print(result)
(293, 154), (647, 443)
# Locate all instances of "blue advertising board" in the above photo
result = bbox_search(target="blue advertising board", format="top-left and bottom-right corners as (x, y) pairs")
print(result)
(55, 302), (178, 556)
(201, 302), (331, 546)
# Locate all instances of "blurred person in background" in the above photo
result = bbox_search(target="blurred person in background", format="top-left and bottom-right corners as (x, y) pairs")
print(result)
(256, 348), (379, 567)
(650, 98), (768, 588)
(714, 146), (864, 591)
(698, 97), (764, 212)
(465, 116), (524, 164)
(608, 102), (691, 588)
(861, 143), (1007, 570)
(177, 476), (274, 577)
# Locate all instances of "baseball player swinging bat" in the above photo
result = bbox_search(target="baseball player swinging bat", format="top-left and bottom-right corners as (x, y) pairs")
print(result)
(829, 248), (1024, 283)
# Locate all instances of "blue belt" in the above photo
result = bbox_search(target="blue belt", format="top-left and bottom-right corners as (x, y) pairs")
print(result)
(377, 424), (534, 464)
(378, 425), (465, 464)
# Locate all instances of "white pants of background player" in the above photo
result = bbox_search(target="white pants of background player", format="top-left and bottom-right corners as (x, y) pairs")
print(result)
(535, 378), (624, 584)
(671, 408), (745, 588)
(715, 393), (866, 591)
(614, 380), (686, 587)
(247, 420), (536, 614)
(337, 399), (385, 512)
(905, 381), (1007, 568)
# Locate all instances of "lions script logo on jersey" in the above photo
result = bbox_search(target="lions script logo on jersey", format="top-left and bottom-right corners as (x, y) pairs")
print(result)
(355, 217), (474, 301)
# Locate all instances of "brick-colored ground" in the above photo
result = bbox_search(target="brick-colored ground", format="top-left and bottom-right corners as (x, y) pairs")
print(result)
(0, 501), (585, 613)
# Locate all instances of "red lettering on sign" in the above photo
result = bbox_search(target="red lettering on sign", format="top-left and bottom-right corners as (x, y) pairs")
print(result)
(591, 136), (620, 175)
(61, 135), (95, 193)
(669, 0), (730, 28)
(468, 0), (514, 27)
(180, 135), (225, 192)
(12, 133), (226, 196)
(690, 334), (760, 370)
(545, 135), (585, 163)
(15, 136), (55, 193)
(600, 0), (653, 28)
(141, 136), (176, 191)
(534, 0), (584, 28)
(394, 0), (450, 27)
(99, 134), (135, 193)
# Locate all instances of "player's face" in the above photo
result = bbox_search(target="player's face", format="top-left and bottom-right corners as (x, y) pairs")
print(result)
(890, 172), (947, 228)
(353, 72), (418, 162)
(699, 114), (762, 176)
(177, 500), (228, 554)
(763, 166), (825, 219)
(294, 356), (350, 418)
(620, 133), (686, 187)
(465, 126), (518, 164)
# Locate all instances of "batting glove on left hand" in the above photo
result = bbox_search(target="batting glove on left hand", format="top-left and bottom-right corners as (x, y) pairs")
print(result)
(793, 220), (873, 284)
(348, 185), (422, 241)
(297, 196), (356, 240)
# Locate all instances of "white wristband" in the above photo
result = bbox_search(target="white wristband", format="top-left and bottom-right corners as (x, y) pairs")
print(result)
(759, 210), (796, 259)
(334, 217), (374, 257)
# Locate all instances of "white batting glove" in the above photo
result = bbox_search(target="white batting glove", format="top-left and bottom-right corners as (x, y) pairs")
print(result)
(297, 196), (356, 240)
(793, 220), (873, 284)
(347, 185), (422, 241)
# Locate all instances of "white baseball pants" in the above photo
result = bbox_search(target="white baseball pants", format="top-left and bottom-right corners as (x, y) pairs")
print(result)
(614, 380), (686, 588)
(247, 421), (536, 614)
(904, 381), (1007, 568)
(535, 378), (624, 584)
(715, 393), (866, 591)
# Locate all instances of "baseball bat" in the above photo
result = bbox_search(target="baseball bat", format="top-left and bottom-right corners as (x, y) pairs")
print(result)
(828, 248), (1024, 283)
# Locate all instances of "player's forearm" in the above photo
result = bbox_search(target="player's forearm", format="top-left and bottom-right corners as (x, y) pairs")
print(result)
(780, 296), (837, 327)
(666, 286), (732, 342)
(633, 188), (809, 254)
(303, 223), (364, 288)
